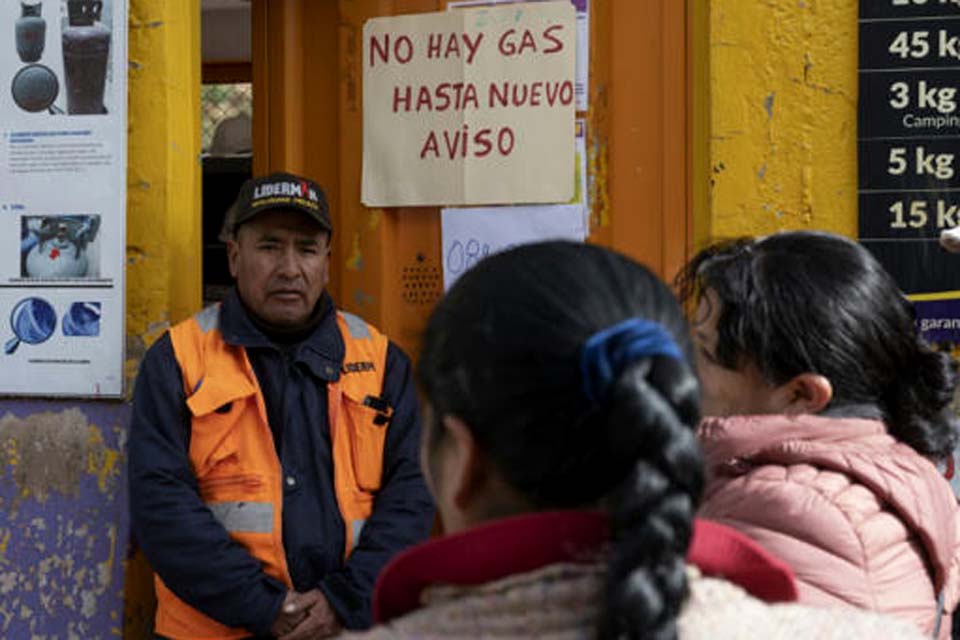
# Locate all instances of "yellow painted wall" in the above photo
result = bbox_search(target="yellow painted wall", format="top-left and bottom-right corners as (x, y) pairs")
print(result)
(125, 0), (202, 386)
(703, 0), (859, 244)
(124, 1), (202, 636)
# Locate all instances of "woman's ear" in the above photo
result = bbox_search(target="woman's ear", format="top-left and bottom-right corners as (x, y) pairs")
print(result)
(440, 415), (487, 517)
(432, 415), (531, 532)
(778, 373), (833, 415)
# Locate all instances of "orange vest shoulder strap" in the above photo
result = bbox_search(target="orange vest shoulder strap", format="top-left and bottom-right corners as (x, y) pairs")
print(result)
(168, 304), (221, 396)
(168, 305), (257, 417)
(330, 311), (392, 558)
(335, 311), (389, 398)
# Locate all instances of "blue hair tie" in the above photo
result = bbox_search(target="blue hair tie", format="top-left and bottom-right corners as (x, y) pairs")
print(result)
(580, 318), (683, 405)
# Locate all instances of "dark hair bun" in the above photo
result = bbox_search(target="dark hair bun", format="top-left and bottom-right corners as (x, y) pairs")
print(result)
(884, 347), (959, 459)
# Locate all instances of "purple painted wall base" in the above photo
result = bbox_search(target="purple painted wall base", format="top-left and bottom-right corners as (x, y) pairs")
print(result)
(0, 399), (129, 638)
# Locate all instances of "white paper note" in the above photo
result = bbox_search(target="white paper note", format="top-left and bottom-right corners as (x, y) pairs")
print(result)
(441, 204), (588, 290)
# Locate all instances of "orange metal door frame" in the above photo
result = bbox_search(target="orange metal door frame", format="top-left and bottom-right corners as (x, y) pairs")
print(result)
(590, 0), (696, 282)
(252, 0), (698, 359)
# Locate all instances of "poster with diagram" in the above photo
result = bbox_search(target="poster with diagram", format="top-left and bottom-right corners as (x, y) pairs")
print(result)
(0, 0), (126, 396)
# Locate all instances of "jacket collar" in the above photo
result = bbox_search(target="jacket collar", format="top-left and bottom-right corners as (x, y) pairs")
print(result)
(697, 414), (888, 465)
(698, 413), (957, 594)
(372, 511), (797, 624)
(219, 287), (344, 382)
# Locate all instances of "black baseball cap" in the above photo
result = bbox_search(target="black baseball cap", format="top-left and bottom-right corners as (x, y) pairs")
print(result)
(226, 171), (332, 235)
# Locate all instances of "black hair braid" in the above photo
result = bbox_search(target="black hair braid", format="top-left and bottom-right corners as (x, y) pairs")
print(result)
(599, 358), (704, 640)
(418, 241), (705, 636)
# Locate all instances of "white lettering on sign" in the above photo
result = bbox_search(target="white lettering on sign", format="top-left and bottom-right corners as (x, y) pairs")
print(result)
(888, 199), (960, 229)
(893, 0), (960, 6)
(888, 29), (960, 61)
(888, 146), (956, 179)
(889, 80), (958, 114)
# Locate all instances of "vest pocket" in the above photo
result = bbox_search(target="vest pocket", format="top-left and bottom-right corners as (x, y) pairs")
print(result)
(188, 387), (262, 494)
(341, 396), (388, 493)
(198, 472), (263, 502)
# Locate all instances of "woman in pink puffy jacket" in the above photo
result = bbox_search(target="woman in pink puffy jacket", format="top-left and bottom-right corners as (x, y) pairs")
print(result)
(679, 231), (960, 639)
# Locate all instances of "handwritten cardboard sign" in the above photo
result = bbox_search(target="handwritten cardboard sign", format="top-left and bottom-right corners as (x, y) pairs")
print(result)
(362, 2), (576, 206)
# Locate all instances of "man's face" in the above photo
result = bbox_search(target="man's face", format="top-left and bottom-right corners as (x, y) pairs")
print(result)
(227, 210), (331, 328)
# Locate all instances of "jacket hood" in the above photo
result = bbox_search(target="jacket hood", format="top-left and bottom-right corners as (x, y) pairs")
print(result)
(698, 414), (957, 592)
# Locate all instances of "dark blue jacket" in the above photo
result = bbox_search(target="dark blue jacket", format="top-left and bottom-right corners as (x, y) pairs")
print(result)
(129, 289), (435, 637)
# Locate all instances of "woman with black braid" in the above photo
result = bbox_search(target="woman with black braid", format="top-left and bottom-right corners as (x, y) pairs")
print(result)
(339, 242), (922, 640)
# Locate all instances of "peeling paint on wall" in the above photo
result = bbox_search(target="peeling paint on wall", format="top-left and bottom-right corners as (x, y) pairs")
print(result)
(589, 138), (609, 228)
(367, 209), (383, 231)
(346, 232), (364, 271)
(706, 0), (858, 240)
(353, 289), (376, 308)
(0, 409), (119, 503)
(0, 401), (128, 638)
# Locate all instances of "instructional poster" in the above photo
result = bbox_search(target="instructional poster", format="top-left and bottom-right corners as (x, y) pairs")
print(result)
(362, 2), (576, 206)
(858, 2), (960, 346)
(0, 0), (127, 396)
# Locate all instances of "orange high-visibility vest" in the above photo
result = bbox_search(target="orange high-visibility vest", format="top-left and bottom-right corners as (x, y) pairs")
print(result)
(154, 305), (391, 640)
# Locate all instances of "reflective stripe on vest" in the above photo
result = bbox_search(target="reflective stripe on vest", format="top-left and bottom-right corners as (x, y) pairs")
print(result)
(208, 501), (274, 534)
(154, 305), (389, 640)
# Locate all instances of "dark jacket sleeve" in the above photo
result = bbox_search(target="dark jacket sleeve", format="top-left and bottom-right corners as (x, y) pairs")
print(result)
(318, 342), (436, 629)
(128, 333), (286, 636)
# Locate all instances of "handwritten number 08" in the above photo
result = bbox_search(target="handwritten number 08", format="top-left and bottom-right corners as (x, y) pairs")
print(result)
(446, 239), (489, 276)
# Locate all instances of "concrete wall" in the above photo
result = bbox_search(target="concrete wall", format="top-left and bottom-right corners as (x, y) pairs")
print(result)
(703, 0), (859, 242)
(0, 2), (201, 638)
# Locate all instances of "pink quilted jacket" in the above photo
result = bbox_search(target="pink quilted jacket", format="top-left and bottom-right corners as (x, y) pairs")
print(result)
(698, 414), (960, 639)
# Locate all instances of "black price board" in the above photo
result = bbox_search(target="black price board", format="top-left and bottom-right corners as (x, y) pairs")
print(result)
(859, 2), (960, 342)
(859, 191), (960, 238)
(860, 19), (960, 70)
(858, 70), (959, 138)
(859, 138), (959, 189)
(861, 1), (960, 20)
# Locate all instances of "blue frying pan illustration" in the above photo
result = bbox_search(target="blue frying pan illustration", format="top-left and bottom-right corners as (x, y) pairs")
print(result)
(62, 302), (101, 337)
(5, 297), (56, 354)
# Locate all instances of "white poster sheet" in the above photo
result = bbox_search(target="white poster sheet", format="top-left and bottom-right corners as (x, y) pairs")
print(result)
(0, 0), (127, 397)
(441, 204), (588, 290)
(362, 2), (576, 206)
(449, 0), (589, 112)
(441, 117), (589, 289)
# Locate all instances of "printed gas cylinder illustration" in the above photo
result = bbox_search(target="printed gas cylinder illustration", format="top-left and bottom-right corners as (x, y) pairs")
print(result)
(4, 297), (56, 354)
(25, 237), (87, 277)
(62, 0), (110, 114)
(15, 1), (46, 63)
(21, 215), (100, 278)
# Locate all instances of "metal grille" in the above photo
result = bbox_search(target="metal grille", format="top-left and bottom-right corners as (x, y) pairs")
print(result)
(202, 83), (252, 151)
(401, 262), (442, 306)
